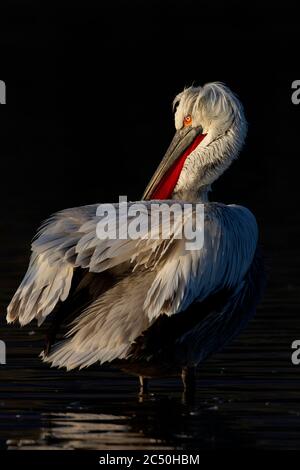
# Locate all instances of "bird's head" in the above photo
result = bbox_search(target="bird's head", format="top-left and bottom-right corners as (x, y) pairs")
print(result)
(143, 82), (247, 202)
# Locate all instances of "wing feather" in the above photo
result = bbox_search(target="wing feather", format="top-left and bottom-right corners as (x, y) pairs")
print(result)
(7, 200), (258, 368)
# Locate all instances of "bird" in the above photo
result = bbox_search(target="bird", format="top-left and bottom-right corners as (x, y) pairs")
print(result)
(7, 82), (265, 394)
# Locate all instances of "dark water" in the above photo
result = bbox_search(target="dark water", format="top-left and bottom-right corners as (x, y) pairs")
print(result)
(1, 0), (299, 453)
(1, 220), (300, 450)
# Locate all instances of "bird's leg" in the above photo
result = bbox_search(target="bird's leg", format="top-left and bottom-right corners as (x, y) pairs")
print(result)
(139, 376), (149, 394)
(44, 323), (59, 356)
(181, 366), (196, 393)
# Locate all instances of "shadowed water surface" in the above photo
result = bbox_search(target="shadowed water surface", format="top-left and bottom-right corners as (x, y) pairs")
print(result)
(0, 218), (300, 450)
(0, 0), (299, 452)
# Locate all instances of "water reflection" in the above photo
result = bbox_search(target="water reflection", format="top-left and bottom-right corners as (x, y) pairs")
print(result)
(2, 390), (263, 450)
(7, 413), (136, 450)
(1, 248), (300, 449)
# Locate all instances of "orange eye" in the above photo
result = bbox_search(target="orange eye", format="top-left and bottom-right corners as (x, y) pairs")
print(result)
(183, 114), (192, 127)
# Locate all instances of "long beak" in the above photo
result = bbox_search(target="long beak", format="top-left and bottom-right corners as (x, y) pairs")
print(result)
(142, 125), (203, 200)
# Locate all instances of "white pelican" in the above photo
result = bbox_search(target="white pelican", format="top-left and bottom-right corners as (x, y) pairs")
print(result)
(7, 82), (265, 392)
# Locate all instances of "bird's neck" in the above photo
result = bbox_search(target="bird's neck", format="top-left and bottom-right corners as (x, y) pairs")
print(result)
(171, 184), (211, 203)
(169, 115), (247, 205)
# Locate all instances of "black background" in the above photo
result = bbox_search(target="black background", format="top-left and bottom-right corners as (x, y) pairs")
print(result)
(0, 0), (300, 454)
(0, 0), (299, 290)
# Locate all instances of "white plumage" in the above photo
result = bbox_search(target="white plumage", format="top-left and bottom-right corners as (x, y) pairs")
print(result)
(7, 82), (265, 387)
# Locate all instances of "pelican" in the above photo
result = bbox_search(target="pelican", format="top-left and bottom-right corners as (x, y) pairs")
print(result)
(7, 82), (265, 392)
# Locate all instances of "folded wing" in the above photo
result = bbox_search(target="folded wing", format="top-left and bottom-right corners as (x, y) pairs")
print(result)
(7, 200), (258, 368)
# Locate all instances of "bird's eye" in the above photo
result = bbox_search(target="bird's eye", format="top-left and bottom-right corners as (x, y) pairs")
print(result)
(183, 115), (192, 127)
